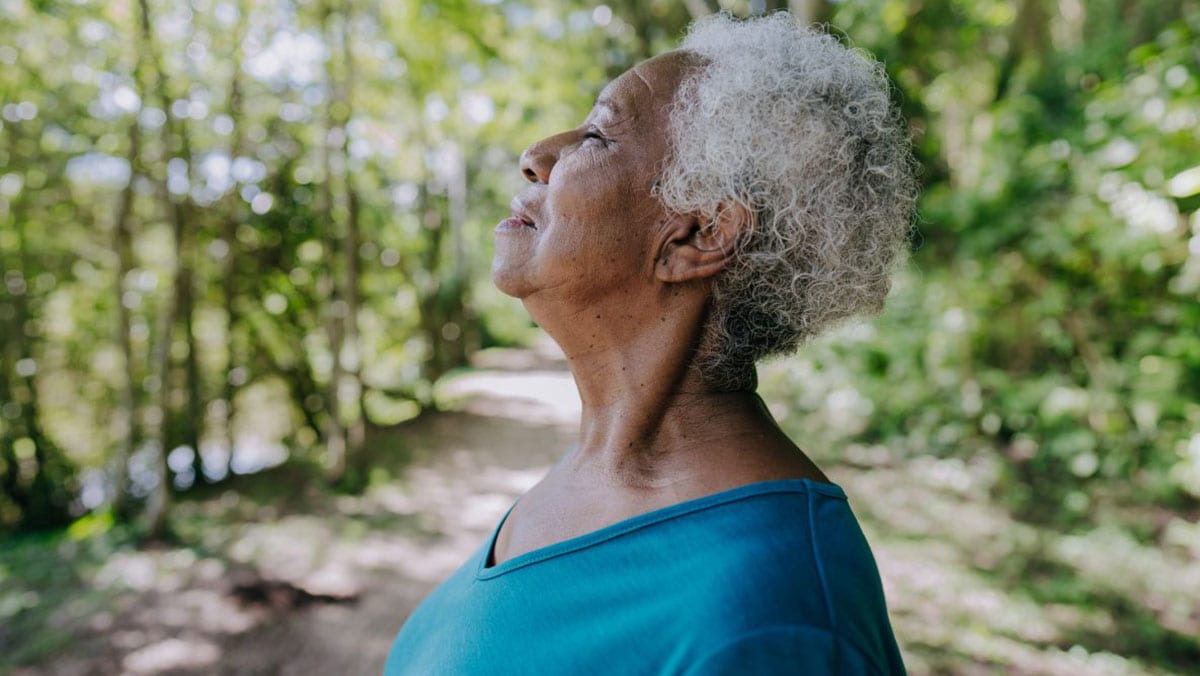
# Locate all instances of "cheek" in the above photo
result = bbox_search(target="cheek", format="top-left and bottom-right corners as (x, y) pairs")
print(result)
(541, 159), (661, 262)
(553, 163), (648, 227)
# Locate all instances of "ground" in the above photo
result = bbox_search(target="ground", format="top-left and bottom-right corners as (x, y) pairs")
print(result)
(2, 344), (1198, 675)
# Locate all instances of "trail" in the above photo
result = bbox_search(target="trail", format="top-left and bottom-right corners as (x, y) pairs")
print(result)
(215, 355), (580, 675)
(15, 342), (1195, 675)
(17, 345), (576, 676)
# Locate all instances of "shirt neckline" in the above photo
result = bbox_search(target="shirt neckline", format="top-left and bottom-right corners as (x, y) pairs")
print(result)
(476, 478), (846, 580)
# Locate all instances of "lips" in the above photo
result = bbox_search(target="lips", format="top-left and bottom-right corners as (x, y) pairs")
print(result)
(509, 198), (537, 230)
(497, 199), (537, 233)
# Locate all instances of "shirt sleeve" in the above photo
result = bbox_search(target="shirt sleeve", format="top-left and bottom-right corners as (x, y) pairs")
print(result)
(684, 625), (886, 676)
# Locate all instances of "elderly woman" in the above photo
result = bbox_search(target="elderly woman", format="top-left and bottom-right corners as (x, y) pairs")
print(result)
(387, 11), (915, 675)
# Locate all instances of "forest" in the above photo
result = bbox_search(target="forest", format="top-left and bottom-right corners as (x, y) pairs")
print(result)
(2, 0), (1199, 673)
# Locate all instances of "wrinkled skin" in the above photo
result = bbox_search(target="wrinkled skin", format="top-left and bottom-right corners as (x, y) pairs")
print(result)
(489, 51), (827, 566)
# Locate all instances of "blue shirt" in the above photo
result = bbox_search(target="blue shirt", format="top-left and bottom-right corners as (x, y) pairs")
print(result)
(385, 479), (904, 675)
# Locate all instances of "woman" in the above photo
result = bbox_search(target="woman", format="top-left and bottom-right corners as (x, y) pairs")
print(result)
(387, 11), (915, 675)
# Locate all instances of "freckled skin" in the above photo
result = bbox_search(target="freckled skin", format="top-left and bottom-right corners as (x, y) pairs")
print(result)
(488, 51), (828, 566)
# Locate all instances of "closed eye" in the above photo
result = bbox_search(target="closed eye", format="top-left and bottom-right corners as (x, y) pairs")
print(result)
(582, 127), (608, 146)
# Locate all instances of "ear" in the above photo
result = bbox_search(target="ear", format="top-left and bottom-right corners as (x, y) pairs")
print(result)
(655, 201), (754, 283)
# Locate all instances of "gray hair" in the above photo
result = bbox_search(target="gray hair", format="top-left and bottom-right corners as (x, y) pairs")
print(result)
(657, 13), (918, 388)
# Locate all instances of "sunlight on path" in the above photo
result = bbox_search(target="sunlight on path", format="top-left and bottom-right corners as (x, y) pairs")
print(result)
(14, 350), (578, 676)
(17, 343), (1195, 675)
(438, 370), (581, 427)
(207, 368), (579, 675)
(438, 335), (582, 428)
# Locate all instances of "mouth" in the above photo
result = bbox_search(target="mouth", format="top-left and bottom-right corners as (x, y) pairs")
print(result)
(497, 199), (538, 232)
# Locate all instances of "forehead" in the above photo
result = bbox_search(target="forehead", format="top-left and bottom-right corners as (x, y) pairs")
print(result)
(595, 50), (696, 117)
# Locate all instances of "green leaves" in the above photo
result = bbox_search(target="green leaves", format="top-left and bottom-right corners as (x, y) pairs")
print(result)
(758, 3), (1200, 516)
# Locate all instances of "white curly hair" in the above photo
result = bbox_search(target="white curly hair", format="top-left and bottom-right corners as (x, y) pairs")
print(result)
(657, 12), (918, 389)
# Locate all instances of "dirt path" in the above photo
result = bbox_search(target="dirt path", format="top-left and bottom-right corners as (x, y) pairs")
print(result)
(215, 405), (578, 675)
(14, 349), (577, 676)
(220, 347), (583, 674)
(14, 343), (1195, 675)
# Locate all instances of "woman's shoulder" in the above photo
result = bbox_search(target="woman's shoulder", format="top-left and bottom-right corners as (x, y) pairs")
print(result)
(670, 478), (864, 566)
(673, 480), (902, 671)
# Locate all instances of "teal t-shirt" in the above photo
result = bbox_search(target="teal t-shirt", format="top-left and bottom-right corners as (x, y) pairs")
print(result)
(385, 479), (905, 675)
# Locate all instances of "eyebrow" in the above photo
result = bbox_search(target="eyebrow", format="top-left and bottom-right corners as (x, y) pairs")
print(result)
(593, 97), (619, 117)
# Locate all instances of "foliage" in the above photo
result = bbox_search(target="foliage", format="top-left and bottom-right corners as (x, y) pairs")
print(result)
(0, 0), (1196, 638)
(760, 0), (1200, 524)
(0, 1), (1198, 670)
(0, 0), (663, 532)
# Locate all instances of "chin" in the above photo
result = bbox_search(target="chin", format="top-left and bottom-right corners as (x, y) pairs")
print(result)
(491, 261), (533, 299)
(491, 232), (540, 298)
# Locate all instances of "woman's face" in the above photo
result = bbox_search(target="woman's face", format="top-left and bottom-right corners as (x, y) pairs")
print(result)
(492, 51), (692, 306)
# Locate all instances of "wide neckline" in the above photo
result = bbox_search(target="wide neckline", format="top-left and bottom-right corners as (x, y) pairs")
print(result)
(476, 478), (846, 580)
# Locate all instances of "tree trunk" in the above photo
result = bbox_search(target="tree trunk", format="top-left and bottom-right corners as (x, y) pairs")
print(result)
(318, 0), (348, 480)
(445, 145), (470, 365)
(0, 122), (74, 531)
(340, 6), (368, 459)
(137, 0), (199, 538)
(415, 181), (455, 389)
(112, 120), (141, 518)
(993, 0), (1049, 103)
(146, 244), (176, 539)
(0, 373), (22, 526)
(345, 181), (367, 446)
(216, 0), (252, 483)
(180, 251), (203, 485)
(787, 0), (829, 24)
(14, 215), (73, 529)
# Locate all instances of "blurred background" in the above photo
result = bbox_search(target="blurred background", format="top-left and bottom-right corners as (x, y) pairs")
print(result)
(2, 0), (1199, 673)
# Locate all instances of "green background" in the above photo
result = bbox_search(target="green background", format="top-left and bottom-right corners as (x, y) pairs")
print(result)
(2, 0), (1198, 672)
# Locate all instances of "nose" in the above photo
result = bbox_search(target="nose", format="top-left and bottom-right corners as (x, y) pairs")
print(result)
(519, 131), (571, 184)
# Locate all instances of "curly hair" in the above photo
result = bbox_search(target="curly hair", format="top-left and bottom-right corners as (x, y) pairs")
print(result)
(656, 12), (918, 389)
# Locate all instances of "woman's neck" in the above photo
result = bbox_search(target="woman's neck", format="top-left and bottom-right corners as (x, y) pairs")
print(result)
(486, 285), (827, 567)
(526, 287), (800, 489)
